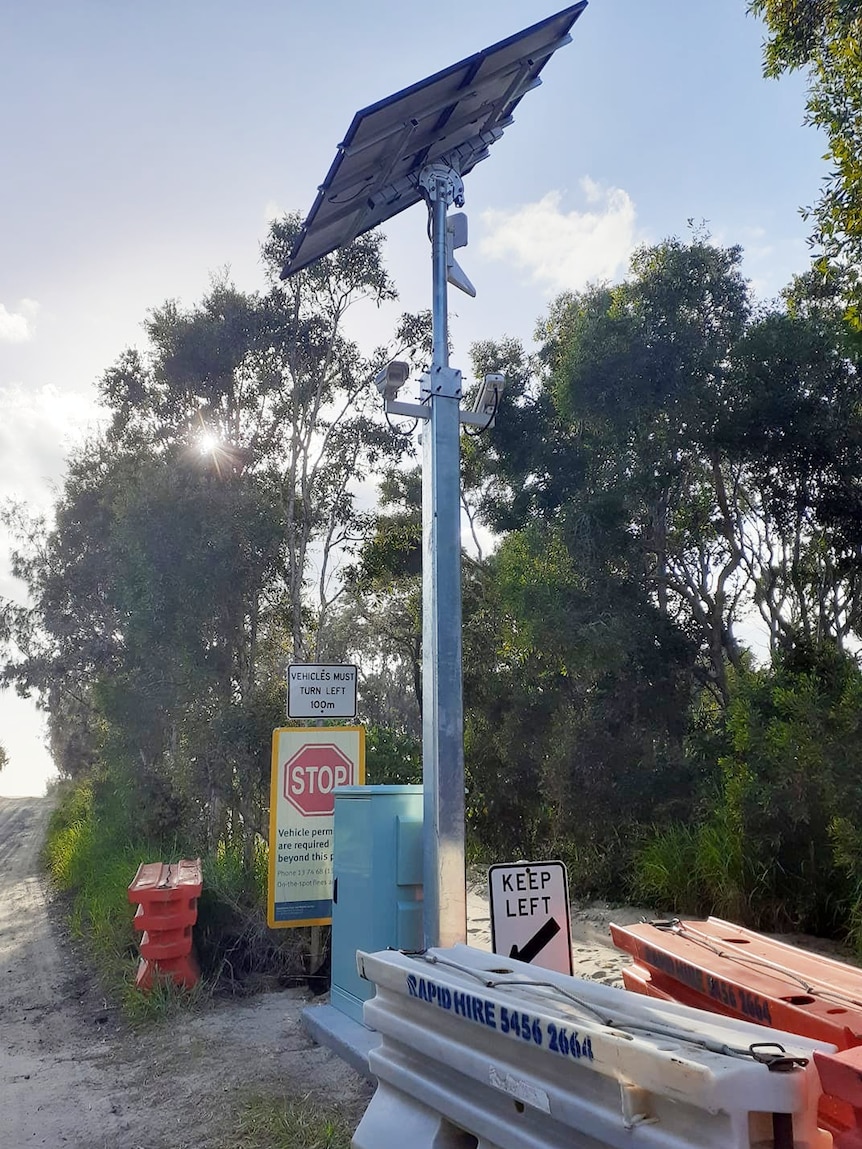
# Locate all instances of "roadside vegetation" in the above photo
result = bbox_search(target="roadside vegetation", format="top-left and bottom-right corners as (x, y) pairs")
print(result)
(32, 223), (862, 976)
(228, 1093), (356, 1149)
(5, 4), (862, 1007)
(21, 220), (862, 975)
(42, 773), (299, 1020)
(42, 731), (419, 1016)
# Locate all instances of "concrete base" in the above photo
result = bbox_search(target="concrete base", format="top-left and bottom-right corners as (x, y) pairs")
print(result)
(301, 1002), (381, 1082)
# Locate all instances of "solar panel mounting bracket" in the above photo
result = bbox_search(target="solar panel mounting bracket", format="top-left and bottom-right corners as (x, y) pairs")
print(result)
(418, 163), (465, 208)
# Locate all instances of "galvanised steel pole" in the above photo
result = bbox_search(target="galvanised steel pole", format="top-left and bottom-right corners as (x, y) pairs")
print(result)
(421, 167), (466, 949)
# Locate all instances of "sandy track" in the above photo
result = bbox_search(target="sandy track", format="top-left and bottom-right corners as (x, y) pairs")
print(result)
(0, 795), (133, 1147)
(0, 795), (642, 1147)
(0, 796), (370, 1149)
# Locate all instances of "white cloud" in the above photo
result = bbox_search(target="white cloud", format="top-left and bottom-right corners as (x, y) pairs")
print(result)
(0, 299), (39, 343)
(263, 199), (285, 222)
(479, 180), (639, 293)
(0, 383), (103, 513)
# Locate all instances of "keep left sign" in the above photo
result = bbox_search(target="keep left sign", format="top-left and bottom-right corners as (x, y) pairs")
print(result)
(488, 861), (573, 975)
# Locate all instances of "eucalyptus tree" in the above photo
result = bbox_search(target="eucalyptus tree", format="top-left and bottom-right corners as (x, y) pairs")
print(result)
(102, 216), (413, 661)
(1, 440), (287, 841)
(325, 466), (424, 734)
(724, 274), (862, 653)
(472, 238), (750, 703)
(457, 232), (862, 894)
(459, 514), (698, 874)
(459, 326), (702, 862)
(750, 0), (862, 322)
(468, 236), (861, 699)
(1, 216), (428, 849)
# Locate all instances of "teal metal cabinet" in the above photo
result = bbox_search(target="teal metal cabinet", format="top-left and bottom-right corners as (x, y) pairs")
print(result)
(331, 785), (423, 1023)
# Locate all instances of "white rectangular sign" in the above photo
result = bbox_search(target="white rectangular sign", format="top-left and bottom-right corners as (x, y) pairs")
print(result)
(287, 663), (357, 719)
(488, 861), (573, 975)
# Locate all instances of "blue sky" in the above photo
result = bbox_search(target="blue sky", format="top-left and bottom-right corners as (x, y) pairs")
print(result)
(0, 1), (824, 794)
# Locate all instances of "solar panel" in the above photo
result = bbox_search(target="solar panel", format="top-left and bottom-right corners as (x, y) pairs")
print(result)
(281, 2), (588, 278)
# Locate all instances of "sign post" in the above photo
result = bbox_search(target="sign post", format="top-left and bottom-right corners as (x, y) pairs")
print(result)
(488, 861), (573, 975)
(267, 725), (365, 928)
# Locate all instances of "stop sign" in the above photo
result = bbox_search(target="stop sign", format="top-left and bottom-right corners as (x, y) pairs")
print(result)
(284, 742), (355, 816)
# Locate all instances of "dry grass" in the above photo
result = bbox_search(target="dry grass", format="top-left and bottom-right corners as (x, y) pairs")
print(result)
(225, 1091), (358, 1149)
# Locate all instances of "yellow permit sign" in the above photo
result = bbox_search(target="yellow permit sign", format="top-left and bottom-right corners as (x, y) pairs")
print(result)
(267, 725), (365, 928)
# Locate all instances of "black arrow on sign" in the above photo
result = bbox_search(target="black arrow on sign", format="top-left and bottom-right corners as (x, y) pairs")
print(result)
(509, 916), (561, 964)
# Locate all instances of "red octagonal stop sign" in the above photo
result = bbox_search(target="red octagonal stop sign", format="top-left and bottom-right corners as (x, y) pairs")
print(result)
(284, 742), (355, 816)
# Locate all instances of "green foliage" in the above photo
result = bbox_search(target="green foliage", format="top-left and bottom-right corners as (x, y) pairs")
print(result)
(6, 437), (287, 853)
(463, 522), (699, 869)
(724, 294), (862, 648)
(325, 467), (423, 737)
(720, 646), (862, 932)
(194, 839), (306, 993)
(460, 236), (862, 911)
(632, 813), (750, 920)
(43, 775), (306, 1015)
(44, 779), (156, 997)
(472, 238), (757, 705)
(357, 513), (422, 581)
(120, 970), (208, 1027)
(635, 649), (862, 934)
(553, 824), (640, 903)
(2, 214), (427, 884)
(633, 823), (704, 913)
(829, 816), (862, 955)
(7, 188), (862, 970)
(750, 0), (862, 322)
(364, 725), (421, 785)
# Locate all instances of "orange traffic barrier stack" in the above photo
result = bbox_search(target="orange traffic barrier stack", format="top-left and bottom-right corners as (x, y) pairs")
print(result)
(611, 916), (862, 1143)
(610, 917), (862, 1048)
(128, 858), (202, 991)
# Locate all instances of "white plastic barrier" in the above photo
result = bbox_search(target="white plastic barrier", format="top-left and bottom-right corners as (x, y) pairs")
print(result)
(353, 944), (834, 1149)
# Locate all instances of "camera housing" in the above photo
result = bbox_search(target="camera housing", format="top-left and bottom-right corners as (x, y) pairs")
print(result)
(472, 372), (506, 414)
(374, 360), (411, 400)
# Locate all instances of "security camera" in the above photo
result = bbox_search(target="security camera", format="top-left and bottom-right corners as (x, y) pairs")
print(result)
(472, 373), (506, 415)
(374, 360), (411, 400)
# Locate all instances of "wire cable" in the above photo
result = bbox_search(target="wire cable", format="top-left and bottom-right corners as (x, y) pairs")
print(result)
(384, 409), (419, 437)
(462, 388), (500, 437)
(412, 951), (808, 1069)
(646, 919), (862, 1013)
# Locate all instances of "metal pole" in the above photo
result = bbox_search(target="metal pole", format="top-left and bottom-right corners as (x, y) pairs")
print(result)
(430, 180), (450, 369)
(421, 171), (466, 949)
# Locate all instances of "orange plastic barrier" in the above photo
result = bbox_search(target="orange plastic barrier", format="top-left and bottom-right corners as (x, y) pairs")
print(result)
(128, 858), (202, 990)
(611, 917), (862, 1142)
(814, 1047), (862, 1149)
(620, 956), (855, 1137)
(611, 918), (862, 1045)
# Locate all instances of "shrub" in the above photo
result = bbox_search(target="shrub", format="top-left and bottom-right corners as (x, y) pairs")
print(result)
(634, 647), (862, 935)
